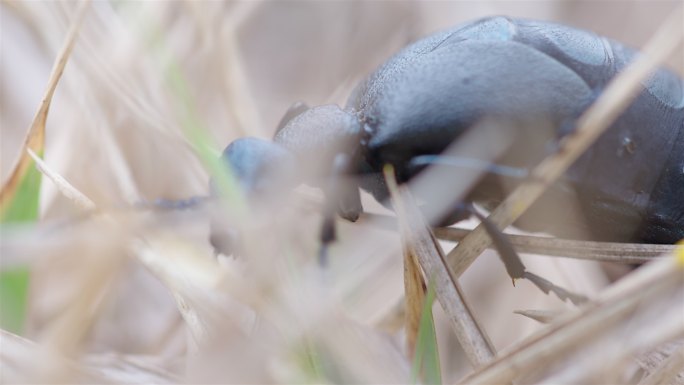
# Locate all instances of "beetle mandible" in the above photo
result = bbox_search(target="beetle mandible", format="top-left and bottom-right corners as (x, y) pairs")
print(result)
(213, 16), (684, 258)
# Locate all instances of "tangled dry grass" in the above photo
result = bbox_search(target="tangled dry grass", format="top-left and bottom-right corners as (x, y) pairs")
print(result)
(1, 1), (683, 384)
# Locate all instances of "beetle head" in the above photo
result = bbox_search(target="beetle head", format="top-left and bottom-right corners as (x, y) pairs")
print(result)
(210, 137), (298, 257)
(214, 137), (297, 198)
(210, 105), (362, 257)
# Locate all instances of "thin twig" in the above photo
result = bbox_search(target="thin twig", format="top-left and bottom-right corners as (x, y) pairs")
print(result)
(27, 149), (96, 211)
(437, 227), (672, 264)
(361, 213), (673, 264)
(513, 309), (564, 324)
(458, 255), (684, 384)
(30, 138), (225, 352)
(638, 343), (684, 385)
(402, 235), (427, 358)
(0, 330), (180, 384)
(384, 166), (496, 368)
(0, 0), (90, 209)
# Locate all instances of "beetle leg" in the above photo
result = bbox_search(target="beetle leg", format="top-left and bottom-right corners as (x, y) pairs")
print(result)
(337, 179), (362, 222)
(403, 153), (528, 279)
(449, 204), (587, 303)
(318, 209), (335, 267)
(456, 203), (527, 281)
(318, 153), (361, 265)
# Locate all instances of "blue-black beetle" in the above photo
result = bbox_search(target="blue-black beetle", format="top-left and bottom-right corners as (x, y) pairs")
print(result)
(215, 16), (684, 256)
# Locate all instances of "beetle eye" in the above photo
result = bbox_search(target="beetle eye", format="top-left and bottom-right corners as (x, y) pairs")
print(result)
(275, 101), (310, 134)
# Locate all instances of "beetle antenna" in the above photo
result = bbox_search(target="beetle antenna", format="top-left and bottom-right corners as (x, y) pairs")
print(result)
(135, 195), (211, 211)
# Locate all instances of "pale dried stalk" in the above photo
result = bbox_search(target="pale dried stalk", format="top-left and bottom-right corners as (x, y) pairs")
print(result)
(403, 241), (427, 358)
(0, 3), (124, 381)
(437, 227), (672, 264)
(539, 293), (683, 383)
(27, 148), (96, 211)
(40, 248), (125, 382)
(0, 329), (96, 383)
(31, 143), (227, 352)
(638, 343), (684, 385)
(445, 8), (684, 277)
(130, 241), (211, 351)
(0, 0), (90, 207)
(83, 353), (181, 384)
(220, 2), (263, 137)
(385, 167), (496, 368)
(512, 309), (564, 324)
(364, 213), (673, 263)
(458, 255), (684, 385)
(0, 329), (179, 384)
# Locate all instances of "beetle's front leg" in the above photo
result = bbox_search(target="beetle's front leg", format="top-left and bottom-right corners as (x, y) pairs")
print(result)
(462, 204), (526, 281)
(318, 153), (363, 265)
(439, 203), (526, 281)
(442, 203), (586, 303)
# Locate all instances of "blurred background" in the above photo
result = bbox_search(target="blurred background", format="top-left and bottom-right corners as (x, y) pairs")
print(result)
(1, 1), (682, 383)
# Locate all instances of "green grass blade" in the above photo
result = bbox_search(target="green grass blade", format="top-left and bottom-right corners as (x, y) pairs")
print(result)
(0, 268), (31, 334)
(411, 281), (442, 385)
(1, 158), (42, 223)
(1, 158), (42, 334)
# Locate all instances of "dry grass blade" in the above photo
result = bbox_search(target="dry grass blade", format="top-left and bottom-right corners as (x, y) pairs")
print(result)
(83, 355), (181, 384)
(365, 213), (673, 263)
(26, 148), (95, 211)
(6, 2), (681, 383)
(0, 329), (180, 383)
(403, 236), (427, 358)
(1, 329), (97, 383)
(27, 144), (222, 346)
(28, 142), (232, 355)
(446, 8), (684, 277)
(0, 1), (89, 209)
(513, 309), (564, 324)
(9, 128), (129, 382)
(637, 343), (684, 385)
(128, 236), (244, 353)
(540, 310), (683, 382)
(40, 247), (126, 382)
(435, 226), (674, 264)
(384, 166), (496, 368)
(458, 255), (684, 384)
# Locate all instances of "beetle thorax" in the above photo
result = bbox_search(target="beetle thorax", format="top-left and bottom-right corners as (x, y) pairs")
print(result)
(274, 105), (362, 180)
